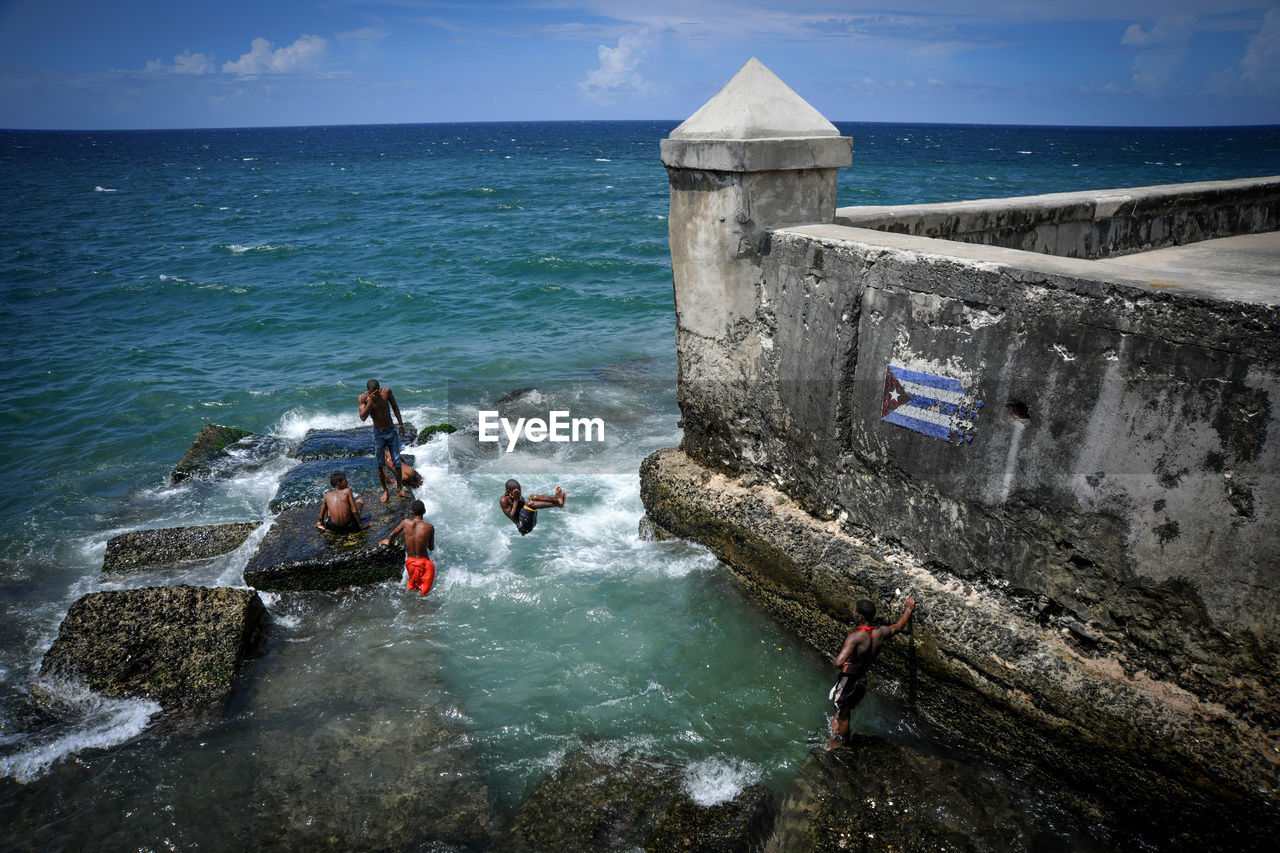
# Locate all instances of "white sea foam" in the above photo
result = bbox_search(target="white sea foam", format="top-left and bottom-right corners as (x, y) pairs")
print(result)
(681, 756), (762, 806)
(93, 185), (117, 192)
(0, 679), (160, 784)
(275, 407), (360, 439)
(221, 243), (294, 254)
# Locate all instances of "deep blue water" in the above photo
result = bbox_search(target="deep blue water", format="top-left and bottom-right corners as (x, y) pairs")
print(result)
(0, 120), (1277, 846)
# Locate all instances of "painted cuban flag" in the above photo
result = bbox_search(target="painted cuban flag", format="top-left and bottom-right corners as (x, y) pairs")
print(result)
(881, 364), (982, 442)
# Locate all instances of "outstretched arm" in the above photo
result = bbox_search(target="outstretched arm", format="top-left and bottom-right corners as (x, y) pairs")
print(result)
(879, 597), (917, 639)
(380, 520), (407, 547)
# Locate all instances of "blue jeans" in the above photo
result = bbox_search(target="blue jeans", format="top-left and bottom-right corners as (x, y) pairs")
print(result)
(374, 427), (402, 470)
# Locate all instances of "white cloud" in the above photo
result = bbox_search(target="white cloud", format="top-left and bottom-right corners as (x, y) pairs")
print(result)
(145, 50), (216, 75)
(1122, 15), (1195, 93)
(1208, 7), (1280, 97)
(223, 34), (328, 75)
(337, 27), (390, 43)
(578, 29), (653, 104)
(173, 51), (217, 75)
(1240, 7), (1280, 91)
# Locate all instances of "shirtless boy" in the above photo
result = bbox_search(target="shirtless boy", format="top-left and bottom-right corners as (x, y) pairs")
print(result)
(358, 379), (409, 502)
(499, 480), (566, 536)
(829, 596), (916, 748)
(380, 499), (436, 595)
(316, 471), (370, 533)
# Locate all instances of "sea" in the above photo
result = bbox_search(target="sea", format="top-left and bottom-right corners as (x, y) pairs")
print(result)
(1, 120), (1277, 849)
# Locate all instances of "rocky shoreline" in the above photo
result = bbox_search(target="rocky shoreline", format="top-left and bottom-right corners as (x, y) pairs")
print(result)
(638, 445), (1279, 848)
(16, 419), (1179, 851)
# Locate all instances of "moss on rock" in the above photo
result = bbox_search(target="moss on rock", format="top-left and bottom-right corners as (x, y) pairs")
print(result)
(39, 585), (267, 709)
(102, 522), (261, 575)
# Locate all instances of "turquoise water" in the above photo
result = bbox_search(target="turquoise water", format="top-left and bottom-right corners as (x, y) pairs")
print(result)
(1, 121), (1278, 846)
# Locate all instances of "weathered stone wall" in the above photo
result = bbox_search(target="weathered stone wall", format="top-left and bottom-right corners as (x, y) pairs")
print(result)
(836, 176), (1280, 259)
(677, 219), (1279, 701)
(654, 182), (1280, 821)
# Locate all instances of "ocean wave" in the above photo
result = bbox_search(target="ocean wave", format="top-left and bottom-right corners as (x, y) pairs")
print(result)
(219, 243), (296, 255)
(681, 756), (763, 806)
(0, 679), (160, 784)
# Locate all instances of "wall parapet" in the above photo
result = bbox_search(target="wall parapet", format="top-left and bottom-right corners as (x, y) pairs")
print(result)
(835, 175), (1280, 259)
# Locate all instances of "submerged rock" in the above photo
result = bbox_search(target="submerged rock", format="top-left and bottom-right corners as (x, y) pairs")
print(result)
(508, 745), (774, 852)
(171, 423), (285, 483)
(763, 736), (1128, 852)
(39, 585), (267, 709)
(102, 522), (261, 576)
(292, 423), (419, 461)
(244, 498), (409, 592)
(246, 618), (497, 851)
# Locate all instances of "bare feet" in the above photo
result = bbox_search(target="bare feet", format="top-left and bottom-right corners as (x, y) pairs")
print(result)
(380, 489), (390, 503)
(554, 486), (566, 506)
(397, 489), (411, 499)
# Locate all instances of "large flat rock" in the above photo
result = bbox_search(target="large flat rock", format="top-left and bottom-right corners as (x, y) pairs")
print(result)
(102, 522), (261, 576)
(244, 497), (410, 591)
(39, 585), (267, 709)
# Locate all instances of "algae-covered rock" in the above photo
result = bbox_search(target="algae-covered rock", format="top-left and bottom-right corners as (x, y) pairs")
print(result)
(764, 737), (1105, 853)
(102, 522), (261, 575)
(244, 499), (408, 592)
(637, 514), (677, 542)
(508, 746), (774, 853)
(39, 585), (267, 709)
(171, 424), (284, 483)
(292, 423), (419, 461)
(416, 422), (456, 444)
(647, 785), (775, 853)
(266, 456), (416, 514)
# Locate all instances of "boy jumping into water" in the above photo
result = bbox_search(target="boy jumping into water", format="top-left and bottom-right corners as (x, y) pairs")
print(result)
(499, 480), (566, 536)
(829, 595), (916, 748)
(316, 470), (370, 533)
(381, 500), (436, 595)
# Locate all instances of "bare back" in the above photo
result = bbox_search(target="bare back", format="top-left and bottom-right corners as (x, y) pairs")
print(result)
(322, 487), (359, 525)
(383, 517), (434, 557)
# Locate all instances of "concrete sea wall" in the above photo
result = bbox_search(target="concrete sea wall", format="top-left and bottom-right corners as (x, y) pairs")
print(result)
(641, 59), (1280, 836)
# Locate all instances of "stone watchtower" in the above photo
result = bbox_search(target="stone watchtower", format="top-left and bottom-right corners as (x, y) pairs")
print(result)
(661, 58), (851, 339)
(660, 59), (852, 471)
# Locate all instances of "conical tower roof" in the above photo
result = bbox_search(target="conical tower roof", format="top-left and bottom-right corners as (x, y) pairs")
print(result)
(670, 58), (840, 140)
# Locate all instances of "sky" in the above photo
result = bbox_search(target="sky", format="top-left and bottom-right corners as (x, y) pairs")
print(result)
(0, 0), (1277, 129)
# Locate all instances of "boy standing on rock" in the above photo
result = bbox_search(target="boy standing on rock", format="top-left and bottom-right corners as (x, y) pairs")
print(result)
(829, 596), (916, 748)
(381, 500), (436, 596)
(358, 379), (409, 502)
(316, 471), (370, 533)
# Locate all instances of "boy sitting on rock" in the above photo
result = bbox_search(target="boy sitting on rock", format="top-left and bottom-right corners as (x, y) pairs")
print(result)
(316, 470), (371, 534)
